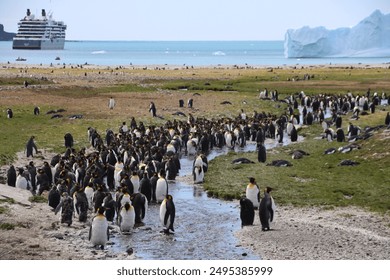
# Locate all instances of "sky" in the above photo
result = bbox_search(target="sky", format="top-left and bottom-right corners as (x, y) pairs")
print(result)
(1, 0), (389, 41)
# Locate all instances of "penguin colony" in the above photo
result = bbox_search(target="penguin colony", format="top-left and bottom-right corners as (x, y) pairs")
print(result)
(5, 87), (390, 250)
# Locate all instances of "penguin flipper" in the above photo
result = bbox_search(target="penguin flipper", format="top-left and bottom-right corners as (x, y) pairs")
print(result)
(163, 211), (170, 228)
(88, 225), (92, 241)
(107, 227), (110, 241)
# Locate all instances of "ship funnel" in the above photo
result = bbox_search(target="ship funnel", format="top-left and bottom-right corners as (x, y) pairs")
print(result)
(42, 9), (46, 17)
(27, 9), (31, 16)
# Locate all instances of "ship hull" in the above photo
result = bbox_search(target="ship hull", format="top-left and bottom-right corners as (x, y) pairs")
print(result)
(12, 38), (65, 50)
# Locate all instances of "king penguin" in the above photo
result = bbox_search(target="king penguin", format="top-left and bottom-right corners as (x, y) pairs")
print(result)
(118, 202), (135, 234)
(193, 165), (204, 184)
(245, 177), (260, 209)
(239, 197), (254, 227)
(48, 185), (61, 210)
(160, 194), (175, 234)
(15, 168), (30, 190)
(259, 187), (275, 231)
(130, 192), (148, 225)
(257, 142), (267, 163)
(155, 171), (168, 203)
(7, 165), (16, 187)
(89, 207), (109, 249)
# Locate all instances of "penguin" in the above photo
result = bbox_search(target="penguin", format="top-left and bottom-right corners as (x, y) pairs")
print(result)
(116, 189), (132, 216)
(266, 160), (292, 167)
(7, 165), (16, 187)
(84, 183), (94, 210)
(336, 128), (345, 142)
(108, 97), (115, 110)
(193, 154), (208, 172)
(257, 142), (267, 163)
(193, 165), (204, 184)
(324, 147), (336, 155)
(130, 172), (140, 193)
(118, 202), (135, 233)
(130, 192), (148, 226)
(338, 159), (360, 166)
(139, 173), (152, 202)
(290, 125), (298, 142)
(186, 139), (197, 156)
(160, 194), (175, 234)
(231, 158), (255, 164)
(155, 172), (168, 203)
(149, 101), (157, 117)
(74, 188), (89, 222)
(245, 177), (260, 209)
(102, 193), (116, 222)
(335, 115), (342, 128)
(34, 106), (40, 115)
(15, 168), (30, 190)
(36, 168), (51, 195)
(259, 187), (275, 231)
(89, 207), (110, 249)
(239, 197), (255, 227)
(6, 108), (13, 118)
(291, 149), (309, 159)
(48, 185), (61, 210)
(64, 133), (74, 149)
(27, 161), (37, 194)
(149, 172), (159, 203)
(55, 192), (74, 226)
(92, 185), (106, 213)
(385, 112), (390, 126)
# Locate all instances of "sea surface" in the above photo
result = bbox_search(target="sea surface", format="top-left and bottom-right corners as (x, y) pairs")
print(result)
(1, 40), (390, 67)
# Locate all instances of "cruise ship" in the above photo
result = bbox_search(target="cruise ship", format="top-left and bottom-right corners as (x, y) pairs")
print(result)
(12, 9), (66, 50)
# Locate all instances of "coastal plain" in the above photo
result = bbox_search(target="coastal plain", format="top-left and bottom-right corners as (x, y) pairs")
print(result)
(0, 63), (390, 259)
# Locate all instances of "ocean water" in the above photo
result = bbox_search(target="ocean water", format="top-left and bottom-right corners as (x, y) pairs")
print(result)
(1, 40), (389, 67)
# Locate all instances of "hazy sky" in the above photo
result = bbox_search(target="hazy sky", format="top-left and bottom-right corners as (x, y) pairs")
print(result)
(1, 0), (389, 40)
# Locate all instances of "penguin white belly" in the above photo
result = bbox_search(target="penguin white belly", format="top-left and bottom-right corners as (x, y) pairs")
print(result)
(246, 187), (259, 208)
(225, 133), (232, 148)
(155, 179), (168, 202)
(119, 208), (135, 232)
(131, 177), (140, 193)
(187, 141), (196, 155)
(85, 187), (94, 209)
(90, 217), (108, 246)
(194, 167), (204, 184)
(15, 175), (28, 190)
(270, 196), (276, 225)
(114, 163), (123, 187)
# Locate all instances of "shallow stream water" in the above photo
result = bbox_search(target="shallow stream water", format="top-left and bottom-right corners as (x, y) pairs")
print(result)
(109, 129), (305, 260)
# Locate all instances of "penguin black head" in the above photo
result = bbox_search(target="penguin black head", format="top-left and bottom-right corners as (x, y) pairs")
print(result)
(248, 177), (256, 184)
(265, 187), (273, 193)
(97, 207), (105, 215)
(166, 194), (173, 200)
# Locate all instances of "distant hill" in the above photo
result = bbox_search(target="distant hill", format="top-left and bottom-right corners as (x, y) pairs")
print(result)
(0, 24), (16, 41)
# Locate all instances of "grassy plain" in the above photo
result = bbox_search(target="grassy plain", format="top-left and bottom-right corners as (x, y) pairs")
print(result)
(0, 64), (389, 214)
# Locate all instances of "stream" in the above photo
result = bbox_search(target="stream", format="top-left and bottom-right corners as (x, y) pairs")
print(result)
(109, 134), (303, 260)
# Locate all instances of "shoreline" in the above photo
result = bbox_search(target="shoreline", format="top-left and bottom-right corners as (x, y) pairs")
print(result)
(2, 62), (390, 70)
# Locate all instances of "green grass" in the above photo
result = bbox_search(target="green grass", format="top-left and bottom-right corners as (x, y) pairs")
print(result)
(0, 206), (9, 214)
(204, 109), (390, 214)
(0, 223), (15, 230)
(28, 195), (48, 203)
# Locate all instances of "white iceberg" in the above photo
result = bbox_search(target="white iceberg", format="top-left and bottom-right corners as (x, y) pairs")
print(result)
(284, 10), (390, 58)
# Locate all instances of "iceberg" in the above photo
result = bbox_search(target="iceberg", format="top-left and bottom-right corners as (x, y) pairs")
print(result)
(284, 10), (390, 58)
